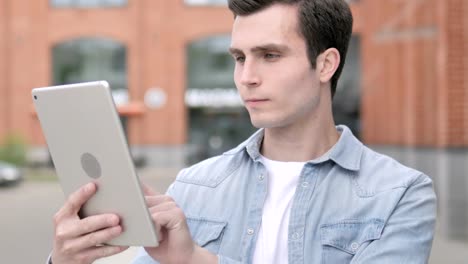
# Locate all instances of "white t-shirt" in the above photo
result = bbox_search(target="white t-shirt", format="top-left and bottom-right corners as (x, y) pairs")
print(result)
(252, 156), (306, 264)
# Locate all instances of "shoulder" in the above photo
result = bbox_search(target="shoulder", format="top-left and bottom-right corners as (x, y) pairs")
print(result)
(173, 130), (262, 188)
(354, 146), (433, 197)
(174, 145), (249, 188)
(174, 154), (240, 188)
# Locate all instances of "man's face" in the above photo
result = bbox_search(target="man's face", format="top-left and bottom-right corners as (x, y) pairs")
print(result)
(230, 4), (322, 129)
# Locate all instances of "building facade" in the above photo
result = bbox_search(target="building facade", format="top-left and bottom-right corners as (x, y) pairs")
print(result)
(360, 0), (467, 147)
(0, 0), (466, 167)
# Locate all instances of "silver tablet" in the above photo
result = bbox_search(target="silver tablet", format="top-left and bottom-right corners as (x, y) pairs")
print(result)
(32, 81), (158, 247)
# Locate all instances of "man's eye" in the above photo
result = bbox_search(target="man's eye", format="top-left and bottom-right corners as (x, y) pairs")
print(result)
(235, 56), (245, 63)
(264, 53), (280, 60)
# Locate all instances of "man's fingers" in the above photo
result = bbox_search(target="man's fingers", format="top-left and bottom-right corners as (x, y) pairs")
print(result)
(151, 207), (187, 231)
(58, 214), (120, 239)
(149, 201), (178, 214)
(56, 182), (96, 219)
(145, 195), (173, 207)
(76, 245), (128, 263)
(67, 225), (124, 252)
(142, 183), (158, 196)
(153, 221), (164, 242)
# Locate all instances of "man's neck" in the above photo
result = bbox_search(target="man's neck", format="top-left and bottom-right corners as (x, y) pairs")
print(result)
(260, 117), (339, 162)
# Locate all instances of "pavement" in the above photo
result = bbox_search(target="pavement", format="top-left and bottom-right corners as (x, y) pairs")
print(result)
(0, 167), (466, 263)
(0, 167), (177, 264)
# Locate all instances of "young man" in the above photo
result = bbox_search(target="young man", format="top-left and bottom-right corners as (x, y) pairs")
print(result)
(49, 0), (436, 263)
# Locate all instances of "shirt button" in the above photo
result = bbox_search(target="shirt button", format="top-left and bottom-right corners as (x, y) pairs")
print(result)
(302, 181), (309, 188)
(350, 242), (359, 251)
(247, 228), (254, 235)
(292, 232), (300, 240)
(259, 173), (265, 181)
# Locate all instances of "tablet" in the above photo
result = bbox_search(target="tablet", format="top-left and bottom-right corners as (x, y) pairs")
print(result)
(32, 81), (158, 247)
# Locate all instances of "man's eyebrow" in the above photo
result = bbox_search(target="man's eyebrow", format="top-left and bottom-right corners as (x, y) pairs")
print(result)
(251, 44), (290, 53)
(229, 44), (290, 54)
(228, 47), (243, 55)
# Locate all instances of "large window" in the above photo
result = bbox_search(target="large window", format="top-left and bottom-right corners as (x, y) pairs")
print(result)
(186, 35), (255, 164)
(50, 0), (127, 8)
(52, 37), (128, 130)
(187, 35), (235, 91)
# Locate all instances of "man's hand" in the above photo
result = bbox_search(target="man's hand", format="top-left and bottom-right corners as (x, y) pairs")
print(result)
(143, 185), (218, 264)
(51, 182), (128, 264)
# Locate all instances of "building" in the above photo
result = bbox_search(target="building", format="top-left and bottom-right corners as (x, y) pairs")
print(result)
(0, 0), (466, 167)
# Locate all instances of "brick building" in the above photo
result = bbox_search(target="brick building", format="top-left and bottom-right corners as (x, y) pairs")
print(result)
(361, 0), (467, 147)
(0, 0), (466, 166)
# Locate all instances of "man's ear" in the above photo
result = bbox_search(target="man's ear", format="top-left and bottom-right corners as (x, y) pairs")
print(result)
(316, 48), (340, 83)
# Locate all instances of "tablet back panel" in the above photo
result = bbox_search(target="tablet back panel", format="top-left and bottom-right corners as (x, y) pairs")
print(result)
(32, 81), (158, 246)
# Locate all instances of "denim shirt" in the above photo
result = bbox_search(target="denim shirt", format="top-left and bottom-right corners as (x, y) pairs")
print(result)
(132, 125), (437, 264)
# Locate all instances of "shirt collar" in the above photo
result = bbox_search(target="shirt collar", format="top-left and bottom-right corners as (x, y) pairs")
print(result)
(226, 125), (364, 171)
(328, 125), (363, 171)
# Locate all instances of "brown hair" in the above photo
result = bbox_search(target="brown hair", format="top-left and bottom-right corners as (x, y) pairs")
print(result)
(228, 0), (353, 98)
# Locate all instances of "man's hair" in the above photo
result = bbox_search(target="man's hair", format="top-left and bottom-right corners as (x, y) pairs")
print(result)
(228, 0), (353, 98)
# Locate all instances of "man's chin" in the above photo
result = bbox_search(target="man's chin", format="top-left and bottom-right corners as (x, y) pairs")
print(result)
(250, 118), (283, 129)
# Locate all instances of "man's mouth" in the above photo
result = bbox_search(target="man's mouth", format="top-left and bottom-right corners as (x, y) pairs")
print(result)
(244, 98), (269, 107)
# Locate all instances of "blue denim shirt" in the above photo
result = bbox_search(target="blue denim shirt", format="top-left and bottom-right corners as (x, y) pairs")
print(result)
(132, 125), (436, 264)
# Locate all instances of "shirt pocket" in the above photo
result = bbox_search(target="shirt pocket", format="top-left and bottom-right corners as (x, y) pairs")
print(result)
(320, 219), (384, 264)
(186, 217), (227, 254)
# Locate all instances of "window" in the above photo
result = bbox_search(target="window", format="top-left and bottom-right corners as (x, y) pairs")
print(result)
(186, 35), (255, 164)
(52, 37), (128, 131)
(185, 0), (226, 6)
(50, 0), (127, 8)
(187, 35), (234, 90)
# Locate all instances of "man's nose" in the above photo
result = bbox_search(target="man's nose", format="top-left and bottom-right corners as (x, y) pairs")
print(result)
(240, 60), (261, 88)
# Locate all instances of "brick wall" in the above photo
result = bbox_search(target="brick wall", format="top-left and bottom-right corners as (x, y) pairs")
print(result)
(0, 0), (233, 146)
(0, 0), (465, 148)
(0, 0), (7, 142)
(443, 0), (467, 146)
(361, 0), (467, 147)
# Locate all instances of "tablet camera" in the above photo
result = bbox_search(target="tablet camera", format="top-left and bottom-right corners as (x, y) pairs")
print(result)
(81, 152), (102, 179)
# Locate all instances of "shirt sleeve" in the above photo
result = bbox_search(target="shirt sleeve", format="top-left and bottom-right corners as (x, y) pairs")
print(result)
(351, 173), (437, 263)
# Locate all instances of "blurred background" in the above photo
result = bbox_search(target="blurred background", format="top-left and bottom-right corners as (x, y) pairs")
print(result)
(0, 0), (467, 263)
